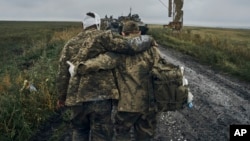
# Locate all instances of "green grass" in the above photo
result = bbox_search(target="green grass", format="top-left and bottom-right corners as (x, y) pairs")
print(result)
(148, 25), (250, 82)
(0, 21), (81, 141)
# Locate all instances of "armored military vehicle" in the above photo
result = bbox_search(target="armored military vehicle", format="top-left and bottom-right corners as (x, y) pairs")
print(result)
(117, 13), (148, 35)
(101, 12), (148, 35)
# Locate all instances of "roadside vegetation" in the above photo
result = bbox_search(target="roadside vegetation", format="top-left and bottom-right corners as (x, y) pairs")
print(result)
(148, 25), (250, 82)
(0, 21), (249, 140)
(0, 21), (81, 141)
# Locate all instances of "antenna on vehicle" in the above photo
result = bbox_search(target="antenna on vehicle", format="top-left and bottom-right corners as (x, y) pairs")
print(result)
(128, 7), (132, 17)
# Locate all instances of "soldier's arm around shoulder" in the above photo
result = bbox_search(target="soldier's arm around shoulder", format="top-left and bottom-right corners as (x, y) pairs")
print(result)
(100, 30), (127, 52)
(126, 35), (156, 53)
(76, 52), (121, 75)
(100, 31), (155, 54)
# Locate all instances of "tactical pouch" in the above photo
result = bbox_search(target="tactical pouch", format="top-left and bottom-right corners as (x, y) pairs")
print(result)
(152, 65), (188, 111)
(154, 79), (188, 111)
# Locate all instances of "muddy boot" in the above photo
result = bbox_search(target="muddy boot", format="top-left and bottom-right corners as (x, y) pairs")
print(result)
(72, 129), (89, 141)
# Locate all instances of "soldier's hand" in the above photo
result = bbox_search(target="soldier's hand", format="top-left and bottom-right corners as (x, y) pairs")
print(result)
(56, 100), (65, 109)
(77, 63), (87, 75)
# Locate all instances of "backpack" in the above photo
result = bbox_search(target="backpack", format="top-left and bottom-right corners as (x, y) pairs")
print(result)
(152, 58), (189, 111)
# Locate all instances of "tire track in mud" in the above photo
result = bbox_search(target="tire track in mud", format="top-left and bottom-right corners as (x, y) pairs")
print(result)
(155, 46), (250, 141)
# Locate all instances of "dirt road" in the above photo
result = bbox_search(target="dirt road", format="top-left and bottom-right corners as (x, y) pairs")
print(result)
(155, 46), (250, 141)
(31, 45), (250, 141)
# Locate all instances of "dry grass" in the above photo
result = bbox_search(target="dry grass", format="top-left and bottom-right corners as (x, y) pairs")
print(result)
(50, 27), (81, 43)
(0, 74), (12, 93)
(184, 26), (250, 43)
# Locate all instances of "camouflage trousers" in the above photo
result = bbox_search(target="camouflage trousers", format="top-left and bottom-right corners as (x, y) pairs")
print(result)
(114, 111), (157, 141)
(70, 100), (113, 141)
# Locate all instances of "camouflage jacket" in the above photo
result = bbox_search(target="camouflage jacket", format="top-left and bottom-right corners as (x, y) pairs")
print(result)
(56, 29), (153, 106)
(76, 35), (162, 112)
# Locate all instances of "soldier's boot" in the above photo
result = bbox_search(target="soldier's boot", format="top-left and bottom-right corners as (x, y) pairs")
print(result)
(72, 129), (89, 141)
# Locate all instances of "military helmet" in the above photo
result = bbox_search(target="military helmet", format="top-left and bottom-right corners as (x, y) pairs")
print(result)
(122, 21), (139, 33)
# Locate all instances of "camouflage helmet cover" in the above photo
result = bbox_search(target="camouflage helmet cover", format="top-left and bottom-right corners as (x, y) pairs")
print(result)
(122, 21), (139, 33)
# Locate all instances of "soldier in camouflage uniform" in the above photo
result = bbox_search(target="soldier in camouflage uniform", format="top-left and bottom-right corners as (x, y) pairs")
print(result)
(56, 12), (154, 141)
(75, 21), (163, 141)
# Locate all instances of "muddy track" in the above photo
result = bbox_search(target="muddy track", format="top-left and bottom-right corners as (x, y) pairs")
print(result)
(155, 46), (250, 141)
(30, 45), (250, 141)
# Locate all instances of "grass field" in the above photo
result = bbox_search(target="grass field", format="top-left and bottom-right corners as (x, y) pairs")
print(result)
(148, 25), (250, 82)
(0, 21), (249, 140)
(0, 21), (82, 141)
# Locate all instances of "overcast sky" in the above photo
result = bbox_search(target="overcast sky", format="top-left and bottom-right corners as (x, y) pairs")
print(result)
(0, 0), (250, 28)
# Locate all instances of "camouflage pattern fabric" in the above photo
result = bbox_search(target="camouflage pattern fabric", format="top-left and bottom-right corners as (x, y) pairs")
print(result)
(152, 57), (189, 111)
(70, 100), (113, 141)
(56, 28), (152, 106)
(56, 25), (157, 141)
(56, 28), (140, 141)
(114, 46), (161, 113)
(115, 111), (157, 141)
(74, 34), (165, 140)
(75, 35), (159, 112)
